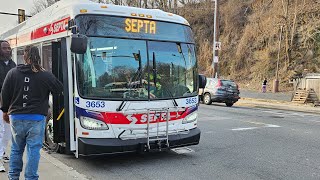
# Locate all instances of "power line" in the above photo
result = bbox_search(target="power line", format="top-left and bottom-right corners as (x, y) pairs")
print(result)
(0, 12), (32, 17)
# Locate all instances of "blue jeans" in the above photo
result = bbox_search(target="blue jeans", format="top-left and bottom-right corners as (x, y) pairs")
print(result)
(9, 119), (45, 180)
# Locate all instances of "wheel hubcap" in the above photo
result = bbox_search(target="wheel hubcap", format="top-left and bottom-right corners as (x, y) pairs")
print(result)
(204, 95), (210, 103)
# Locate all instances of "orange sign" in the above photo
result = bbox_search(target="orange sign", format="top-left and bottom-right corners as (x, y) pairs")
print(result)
(125, 18), (156, 34)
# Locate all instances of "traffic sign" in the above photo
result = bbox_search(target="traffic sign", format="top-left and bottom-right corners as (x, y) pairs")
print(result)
(213, 56), (219, 63)
(214, 42), (221, 50)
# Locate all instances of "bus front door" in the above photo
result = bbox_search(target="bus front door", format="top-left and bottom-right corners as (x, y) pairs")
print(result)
(51, 39), (72, 154)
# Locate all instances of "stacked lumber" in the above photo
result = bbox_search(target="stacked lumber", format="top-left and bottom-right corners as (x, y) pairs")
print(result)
(292, 89), (309, 104)
(292, 88), (319, 105)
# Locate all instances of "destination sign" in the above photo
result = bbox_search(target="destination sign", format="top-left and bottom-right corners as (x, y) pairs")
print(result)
(125, 18), (156, 34)
(76, 15), (194, 42)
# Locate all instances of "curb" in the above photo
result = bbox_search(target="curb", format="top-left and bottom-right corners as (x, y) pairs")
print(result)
(40, 150), (89, 180)
(237, 98), (320, 114)
(240, 97), (290, 104)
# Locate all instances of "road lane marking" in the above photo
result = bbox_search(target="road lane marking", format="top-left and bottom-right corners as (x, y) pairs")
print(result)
(232, 121), (281, 131)
(244, 121), (267, 125)
(171, 147), (195, 154)
(261, 109), (320, 118)
(204, 131), (214, 134)
(231, 127), (259, 131)
(244, 121), (281, 127)
(266, 124), (281, 128)
(307, 120), (320, 123)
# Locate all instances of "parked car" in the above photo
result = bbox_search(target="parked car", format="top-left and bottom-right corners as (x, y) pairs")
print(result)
(199, 78), (240, 107)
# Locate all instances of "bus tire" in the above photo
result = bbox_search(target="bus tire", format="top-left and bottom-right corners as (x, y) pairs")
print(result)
(45, 109), (59, 152)
(56, 145), (66, 154)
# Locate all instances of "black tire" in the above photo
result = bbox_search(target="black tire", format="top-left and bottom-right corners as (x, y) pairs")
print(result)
(44, 108), (59, 152)
(226, 102), (234, 107)
(56, 145), (66, 154)
(203, 93), (212, 105)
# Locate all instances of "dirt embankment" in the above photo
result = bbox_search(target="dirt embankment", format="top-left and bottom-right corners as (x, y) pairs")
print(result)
(179, 0), (320, 91)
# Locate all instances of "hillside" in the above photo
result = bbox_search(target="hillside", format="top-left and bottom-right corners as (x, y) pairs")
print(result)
(178, 0), (320, 91)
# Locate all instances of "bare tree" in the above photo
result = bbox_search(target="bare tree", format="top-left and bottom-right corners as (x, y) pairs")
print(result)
(31, 0), (58, 15)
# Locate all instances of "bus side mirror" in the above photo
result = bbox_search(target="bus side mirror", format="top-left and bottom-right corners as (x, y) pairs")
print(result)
(70, 34), (87, 54)
(199, 75), (207, 88)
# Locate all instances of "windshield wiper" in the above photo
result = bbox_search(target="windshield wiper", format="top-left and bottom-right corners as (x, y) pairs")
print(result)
(152, 52), (178, 107)
(116, 99), (127, 111)
(164, 86), (178, 107)
(177, 43), (187, 86)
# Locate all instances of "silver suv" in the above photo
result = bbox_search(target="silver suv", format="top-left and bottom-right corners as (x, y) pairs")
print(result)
(199, 78), (240, 107)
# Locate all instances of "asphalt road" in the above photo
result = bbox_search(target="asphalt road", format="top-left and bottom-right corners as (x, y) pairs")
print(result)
(50, 103), (320, 180)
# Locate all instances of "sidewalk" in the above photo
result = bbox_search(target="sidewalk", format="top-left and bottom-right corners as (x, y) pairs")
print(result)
(238, 90), (319, 114)
(240, 90), (293, 102)
(0, 149), (88, 180)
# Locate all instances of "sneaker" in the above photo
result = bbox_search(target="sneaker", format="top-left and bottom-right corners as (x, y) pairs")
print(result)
(0, 160), (5, 172)
(3, 156), (9, 163)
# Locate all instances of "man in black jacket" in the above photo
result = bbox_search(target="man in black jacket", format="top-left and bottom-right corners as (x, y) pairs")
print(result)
(0, 40), (16, 172)
(1, 45), (63, 180)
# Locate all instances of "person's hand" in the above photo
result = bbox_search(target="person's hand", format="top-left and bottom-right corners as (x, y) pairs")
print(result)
(3, 112), (10, 124)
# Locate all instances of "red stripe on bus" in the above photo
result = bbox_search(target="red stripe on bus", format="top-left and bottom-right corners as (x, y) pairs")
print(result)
(31, 17), (70, 40)
(13, 17), (70, 45)
(101, 111), (187, 125)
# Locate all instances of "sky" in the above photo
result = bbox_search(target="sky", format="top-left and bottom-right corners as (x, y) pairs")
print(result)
(0, 0), (34, 34)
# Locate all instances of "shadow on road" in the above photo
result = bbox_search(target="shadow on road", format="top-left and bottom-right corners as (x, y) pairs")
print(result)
(51, 149), (196, 170)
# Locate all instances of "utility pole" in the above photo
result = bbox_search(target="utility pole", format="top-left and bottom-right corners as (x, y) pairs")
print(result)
(0, 11), (31, 17)
(212, 0), (219, 78)
(273, 25), (283, 93)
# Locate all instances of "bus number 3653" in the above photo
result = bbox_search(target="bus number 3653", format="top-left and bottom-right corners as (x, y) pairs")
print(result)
(85, 101), (106, 108)
(186, 97), (198, 104)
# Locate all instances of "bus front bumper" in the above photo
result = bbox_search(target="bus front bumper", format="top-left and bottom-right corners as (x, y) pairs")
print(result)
(78, 128), (200, 156)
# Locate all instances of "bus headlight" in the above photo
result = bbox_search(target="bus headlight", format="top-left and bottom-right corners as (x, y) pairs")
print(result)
(80, 116), (109, 130)
(182, 112), (198, 124)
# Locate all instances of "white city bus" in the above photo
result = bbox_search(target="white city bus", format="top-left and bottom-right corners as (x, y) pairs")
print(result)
(0, 0), (206, 157)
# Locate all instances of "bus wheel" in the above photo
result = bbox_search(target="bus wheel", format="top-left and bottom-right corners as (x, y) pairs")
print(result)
(45, 110), (59, 152)
(56, 144), (66, 154)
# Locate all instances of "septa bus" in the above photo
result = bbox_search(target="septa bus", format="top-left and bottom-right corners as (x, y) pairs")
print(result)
(0, 0), (206, 157)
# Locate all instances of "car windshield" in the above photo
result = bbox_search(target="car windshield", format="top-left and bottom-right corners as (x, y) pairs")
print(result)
(75, 37), (198, 100)
(221, 80), (237, 87)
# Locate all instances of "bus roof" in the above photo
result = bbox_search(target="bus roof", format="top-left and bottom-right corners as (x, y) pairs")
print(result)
(0, 0), (190, 47)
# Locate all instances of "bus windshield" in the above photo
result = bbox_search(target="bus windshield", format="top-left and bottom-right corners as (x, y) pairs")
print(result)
(75, 16), (198, 100)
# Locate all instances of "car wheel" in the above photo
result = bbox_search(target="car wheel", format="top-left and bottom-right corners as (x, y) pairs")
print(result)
(203, 93), (212, 105)
(226, 102), (234, 107)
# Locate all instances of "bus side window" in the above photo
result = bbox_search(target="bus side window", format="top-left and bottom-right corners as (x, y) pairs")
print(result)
(42, 45), (52, 72)
(17, 48), (24, 65)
